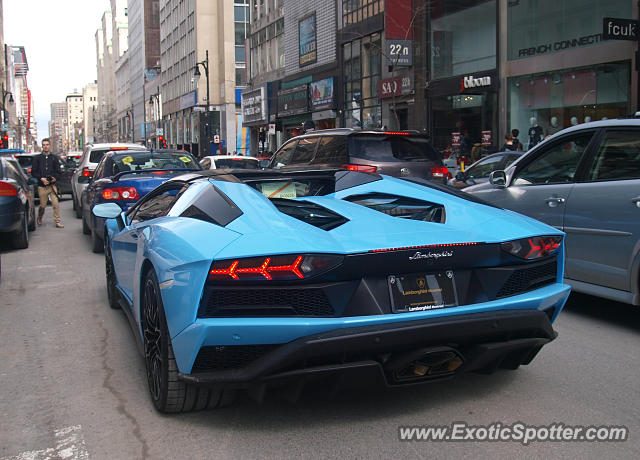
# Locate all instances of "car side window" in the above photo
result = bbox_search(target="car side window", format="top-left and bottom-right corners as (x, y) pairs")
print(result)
(130, 185), (185, 223)
(586, 130), (640, 181)
(512, 132), (594, 186)
(313, 136), (349, 164)
(93, 160), (106, 180)
(200, 158), (211, 169)
(504, 154), (521, 169)
(272, 140), (297, 168)
(467, 155), (503, 179)
(292, 137), (319, 164)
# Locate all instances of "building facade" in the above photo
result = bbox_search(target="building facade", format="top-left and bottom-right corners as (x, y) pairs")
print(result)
(83, 83), (99, 146)
(66, 93), (84, 151)
(49, 102), (67, 153)
(159, 0), (248, 156)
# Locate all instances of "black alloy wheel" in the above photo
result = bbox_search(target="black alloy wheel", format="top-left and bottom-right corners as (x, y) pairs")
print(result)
(28, 204), (35, 232)
(12, 210), (29, 249)
(105, 240), (120, 309)
(91, 223), (104, 253)
(141, 269), (235, 413)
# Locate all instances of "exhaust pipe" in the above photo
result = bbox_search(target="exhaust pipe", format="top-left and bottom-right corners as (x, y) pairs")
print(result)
(383, 346), (464, 383)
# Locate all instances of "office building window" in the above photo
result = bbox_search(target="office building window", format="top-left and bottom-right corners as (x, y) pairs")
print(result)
(343, 0), (384, 27)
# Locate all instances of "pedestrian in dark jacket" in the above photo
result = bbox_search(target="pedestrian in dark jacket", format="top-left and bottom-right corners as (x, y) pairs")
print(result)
(31, 138), (64, 228)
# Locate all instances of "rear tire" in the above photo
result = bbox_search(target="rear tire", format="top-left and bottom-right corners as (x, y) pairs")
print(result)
(74, 192), (82, 219)
(82, 212), (91, 235)
(91, 222), (104, 253)
(141, 269), (234, 413)
(27, 205), (35, 232)
(12, 211), (29, 249)
(105, 237), (120, 309)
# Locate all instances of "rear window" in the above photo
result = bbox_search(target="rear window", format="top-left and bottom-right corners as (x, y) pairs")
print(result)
(113, 151), (199, 174)
(16, 156), (33, 167)
(213, 158), (260, 169)
(348, 135), (440, 162)
(89, 148), (114, 163)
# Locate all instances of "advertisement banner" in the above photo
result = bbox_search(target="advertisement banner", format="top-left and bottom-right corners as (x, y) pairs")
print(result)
(481, 130), (492, 147)
(378, 75), (412, 99)
(277, 85), (309, 117)
(241, 87), (267, 124)
(299, 13), (317, 67)
(451, 132), (461, 147)
(310, 77), (334, 110)
(385, 0), (413, 39)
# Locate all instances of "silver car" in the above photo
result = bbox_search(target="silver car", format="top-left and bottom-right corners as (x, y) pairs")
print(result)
(464, 118), (640, 305)
(71, 143), (146, 218)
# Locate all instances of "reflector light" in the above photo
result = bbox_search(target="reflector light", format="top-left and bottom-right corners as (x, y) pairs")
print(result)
(341, 164), (377, 173)
(110, 146), (129, 150)
(501, 236), (562, 260)
(0, 181), (18, 196)
(430, 166), (449, 178)
(102, 186), (140, 200)
(209, 255), (340, 281)
(384, 132), (410, 135)
(369, 242), (479, 253)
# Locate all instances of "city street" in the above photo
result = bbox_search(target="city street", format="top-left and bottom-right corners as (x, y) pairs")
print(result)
(1, 199), (639, 459)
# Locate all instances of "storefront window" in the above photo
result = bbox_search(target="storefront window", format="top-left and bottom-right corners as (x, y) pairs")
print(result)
(508, 61), (630, 150)
(343, 33), (382, 128)
(430, 0), (496, 80)
(507, 0), (631, 61)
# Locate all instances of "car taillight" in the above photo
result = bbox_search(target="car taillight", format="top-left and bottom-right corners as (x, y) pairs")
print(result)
(341, 164), (377, 173)
(82, 167), (94, 178)
(430, 166), (449, 178)
(0, 181), (18, 196)
(208, 254), (343, 281)
(384, 132), (410, 135)
(501, 236), (562, 260)
(102, 187), (140, 200)
(27, 168), (32, 174)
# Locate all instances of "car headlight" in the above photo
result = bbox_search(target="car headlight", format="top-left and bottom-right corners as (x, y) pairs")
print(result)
(501, 236), (562, 260)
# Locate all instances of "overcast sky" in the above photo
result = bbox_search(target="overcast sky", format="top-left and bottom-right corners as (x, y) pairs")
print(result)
(4, 0), (109, 143)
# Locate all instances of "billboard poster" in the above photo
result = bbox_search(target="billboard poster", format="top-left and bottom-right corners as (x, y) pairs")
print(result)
(310, 77), (334, 110)
(299, 13), (317, 67)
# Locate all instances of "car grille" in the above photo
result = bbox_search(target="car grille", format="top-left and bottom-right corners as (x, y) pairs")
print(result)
(496, 260), (557, 299)
(191, 345), (279, 372)
(199, 288), (335, 317)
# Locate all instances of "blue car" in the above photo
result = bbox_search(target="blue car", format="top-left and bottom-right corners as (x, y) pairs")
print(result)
(81, 149), (200, 252)
(93, 167), (571, 413)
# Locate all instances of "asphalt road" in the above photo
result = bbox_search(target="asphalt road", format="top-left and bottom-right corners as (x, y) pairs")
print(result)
(1, 199), (639, 459)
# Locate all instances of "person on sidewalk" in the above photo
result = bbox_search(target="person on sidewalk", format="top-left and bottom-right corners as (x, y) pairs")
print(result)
(31, 138), (64, 228)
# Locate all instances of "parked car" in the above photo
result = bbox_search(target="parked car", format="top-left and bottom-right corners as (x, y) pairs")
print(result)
(56, 151), (83, 196)
(13, 152), (40, 178)
(81, 149), (201, 252)
(267, 129), (449, 181)
(94, 166), (570, 413)
(71, 143), (146, 219)
(0, 156), (36, 248)
(465, 118), (640, 306)
(199, 155), (260, 170)
(448, 151), (523, 188)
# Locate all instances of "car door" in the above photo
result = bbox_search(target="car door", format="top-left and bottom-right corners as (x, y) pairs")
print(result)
(473, 130), (597, 230)
(111, 184), (184, 302)
(563, 128), (640, 292)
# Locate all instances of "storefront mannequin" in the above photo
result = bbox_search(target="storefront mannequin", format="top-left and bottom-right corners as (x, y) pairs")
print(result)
(584, 116), (592, 123)
(570, 116), (578, 126)
(528, 117), (543, 149)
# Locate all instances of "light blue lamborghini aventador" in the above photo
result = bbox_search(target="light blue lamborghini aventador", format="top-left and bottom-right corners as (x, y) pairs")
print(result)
(93, 167), (570, 413)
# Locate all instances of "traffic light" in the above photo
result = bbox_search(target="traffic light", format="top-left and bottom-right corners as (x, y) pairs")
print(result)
(0, 132), (8, 149)
(158, 135), (167, 148)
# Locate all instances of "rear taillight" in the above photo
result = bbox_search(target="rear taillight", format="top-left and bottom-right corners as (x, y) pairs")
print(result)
(102, 187), (140, 200)
(82, 167), (94, 178)
(341, 164), (377, 173)
(27, 168), (32, 174)
(384, 132), (410, 135)
(208, 254), (343, 281)
(0, 181), (18, 196)
(501, 236), (562, 260)
(430, 166), (449, 178)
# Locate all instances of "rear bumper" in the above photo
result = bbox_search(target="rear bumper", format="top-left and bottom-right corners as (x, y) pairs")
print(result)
(0, 201), (23, 233)
(178, 304), (563, 389)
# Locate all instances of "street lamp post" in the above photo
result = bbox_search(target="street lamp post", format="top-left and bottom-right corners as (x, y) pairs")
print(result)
(148, 92), (160, 148)
(194, 50), (212, 156)
(1, 84), (14, 127)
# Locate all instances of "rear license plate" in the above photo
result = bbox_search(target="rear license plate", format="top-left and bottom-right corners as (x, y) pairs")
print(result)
(388, 270), (458, 313)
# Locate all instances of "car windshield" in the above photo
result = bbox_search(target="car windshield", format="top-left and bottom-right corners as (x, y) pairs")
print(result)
(213, 158), (260, 169)
(112, 151), (199, 174)
(348, 135), (440, 162)
(16, 156), (34, 167)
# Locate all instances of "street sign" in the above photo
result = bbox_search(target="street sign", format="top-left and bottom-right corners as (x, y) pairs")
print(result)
(213, 134), (220, 144)
(0, 123), (8, 130)
(156, 128), (163, 136)
(603, 17), (639, 41)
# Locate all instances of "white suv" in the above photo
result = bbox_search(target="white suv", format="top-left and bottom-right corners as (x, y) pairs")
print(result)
(71, 143), (146, 218)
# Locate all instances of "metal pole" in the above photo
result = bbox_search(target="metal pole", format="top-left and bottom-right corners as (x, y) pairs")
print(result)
(143, 76), (147, 147)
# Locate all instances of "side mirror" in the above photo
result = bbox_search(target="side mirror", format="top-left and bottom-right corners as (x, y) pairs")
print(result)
(489, 170), (507, 188)
(454, 171), (465, 181)
(93, 202), (122, 219)
(466, 175), (476, 185)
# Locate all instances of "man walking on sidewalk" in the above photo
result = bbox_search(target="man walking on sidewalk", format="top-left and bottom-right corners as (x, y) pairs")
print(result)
(31, 138), (64, 228)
